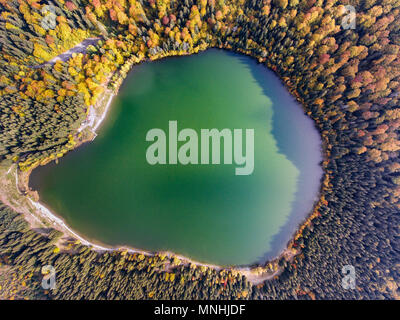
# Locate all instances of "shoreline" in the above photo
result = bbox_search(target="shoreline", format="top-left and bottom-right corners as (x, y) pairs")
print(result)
(3, 84), (282, 280)
(27, 189), (225, 271)
(5, 84), (230, 273)
(0, 45), (328, 283)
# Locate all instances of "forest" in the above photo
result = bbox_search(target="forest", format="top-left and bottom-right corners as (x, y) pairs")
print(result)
(0, 0), (399, 299)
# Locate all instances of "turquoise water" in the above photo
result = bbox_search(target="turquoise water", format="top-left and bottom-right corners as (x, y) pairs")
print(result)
(30, 49), (322, 266)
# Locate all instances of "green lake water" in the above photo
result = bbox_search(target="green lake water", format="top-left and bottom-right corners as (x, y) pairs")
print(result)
(30, 49), (322, 266)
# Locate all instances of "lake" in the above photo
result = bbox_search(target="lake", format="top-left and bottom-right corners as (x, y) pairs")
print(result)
(30, 49), (323, 266)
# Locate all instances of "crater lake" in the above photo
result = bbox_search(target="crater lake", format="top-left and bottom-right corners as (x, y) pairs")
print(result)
(30, 49), (323, 266)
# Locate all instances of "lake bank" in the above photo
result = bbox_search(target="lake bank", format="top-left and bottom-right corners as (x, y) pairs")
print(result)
(0, 46), (327, 283)
(29, 49), (323, 266)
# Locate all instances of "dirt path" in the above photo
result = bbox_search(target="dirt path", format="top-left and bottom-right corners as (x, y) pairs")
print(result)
(31, 37), (102, 68)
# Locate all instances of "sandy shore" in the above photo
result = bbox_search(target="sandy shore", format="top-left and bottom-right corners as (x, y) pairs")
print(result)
(78, 90), (114, 134)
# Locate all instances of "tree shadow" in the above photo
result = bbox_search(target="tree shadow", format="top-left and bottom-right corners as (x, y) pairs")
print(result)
(223, 50), (324, 263)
